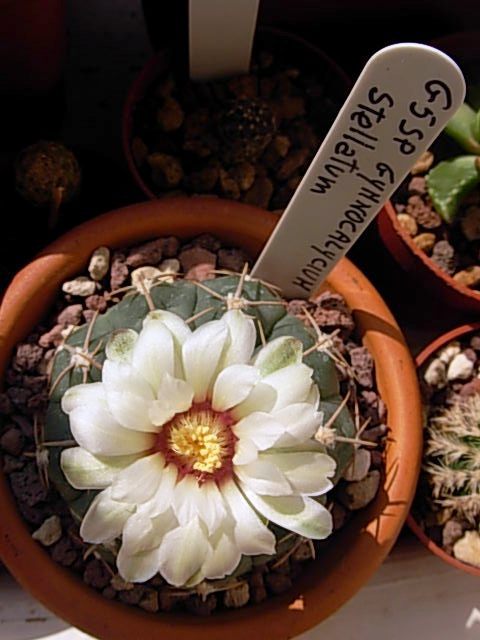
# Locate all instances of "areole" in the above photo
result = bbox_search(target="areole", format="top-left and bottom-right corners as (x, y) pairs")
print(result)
(0, 197), (422, 639)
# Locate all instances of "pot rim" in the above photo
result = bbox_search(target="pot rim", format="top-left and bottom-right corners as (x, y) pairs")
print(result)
(411, 321), (480, 577)
(0, 197), (421, 639)
(381, 201), (480, 305)
(121, 25), (351, 201)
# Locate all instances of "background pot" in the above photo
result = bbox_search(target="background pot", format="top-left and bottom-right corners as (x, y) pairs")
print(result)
(0, 197), (421, 639)
(377, 31), (480, 314)
(122, 27), (351, 201)
(410, 321), (480, 578)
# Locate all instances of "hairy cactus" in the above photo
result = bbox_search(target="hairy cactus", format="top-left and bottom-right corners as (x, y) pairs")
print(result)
(426, 101), (480, 223)
(424, 394), (480, 523)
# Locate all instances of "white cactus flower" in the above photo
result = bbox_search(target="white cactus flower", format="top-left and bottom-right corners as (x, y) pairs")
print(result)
(60, 309), (336, 587)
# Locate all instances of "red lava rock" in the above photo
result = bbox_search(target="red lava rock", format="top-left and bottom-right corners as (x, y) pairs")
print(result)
(102, 586), (117, 600)
(51, 537), (78, 567)
(192, 233), (222, 252)
(350, 347), (374, 388)
(431, 240), (456, 275)
(359, 390), (386, 425)
(160, 236), (180, 258)
(83, 559), (112, 590)
(119, 586), (146, 605)
(126, 239), (164, 268)
(27, 392), (49, 412)
(185, 263), (215, 281)
(57, 304), (83, 326)
(158, 590), (180, 612)
(442, 519), (466, 553)
(276, 148), (309, 181)
(217, 248), (250, 272)
(362, 423), (388, 442)
(265, 571), (292, 594)
(82, 310), (97, 323)
(331, 501), (348, 530)
(110, 252), (129, 290)
(0, 393), (12, 415)
(10, 464), (49, 507)
(463, 348), (477, 363)
(3, 454), (25, 474)
(39, 324), (65, 348)
(312, 308), (355, 336)
(408, 176), (427, 195)
(0, 427), (24, 455)
(249, 570), (267, 603)
(179, 247), (217, 272)
(185, 594), (217, 616)
(459, 378), (480, 397)
(370, 450), (384, 468)
(471, 336), (480, 351)
(22, 375), (47, 393)
(13, 343), (44, 372)
(7, 386), (32, 407)
(85, 295), (108, 312)
(11, 414), (33, 437)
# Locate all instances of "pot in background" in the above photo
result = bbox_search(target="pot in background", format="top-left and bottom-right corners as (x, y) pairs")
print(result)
(410, 321), (480, 578)
(377, 31), (480, 314)
(0, 197), (421, 639)
(122, 27), (351, 201)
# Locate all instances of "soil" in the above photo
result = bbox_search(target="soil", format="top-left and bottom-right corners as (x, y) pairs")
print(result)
(391, 151), (480, 291)
(0, 234), (386, 615)
(414, 331), (480, 566)
(129, 46), (346, 211)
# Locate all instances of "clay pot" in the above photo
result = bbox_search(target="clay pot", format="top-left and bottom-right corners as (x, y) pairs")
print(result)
(0, 197), (421, 638)
(377, 31), (480, 313)
(409, 321), (480, 577)
(122, 27), (351, 200)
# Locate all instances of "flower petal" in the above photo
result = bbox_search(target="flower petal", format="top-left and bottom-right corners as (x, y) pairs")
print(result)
(233, 412), (286, 451)
(202, 530), (241, 580)
(80, 487), (134, 543)
(221, 310), (256, 367)
(196, 481), (227, 534)
(182, 319), (229, 402)
(60, 447), (142, 489)
(158, 517), (210, 587)
(69, 405), (154, 456)
(263, 363), (315, 410)
(61, 382), (106, 414)
(110, 453), (164, 504)
(273, 403), (324, 446)
(221, 479), (275, 555)
(212, 364), (260, 412)
(171, 475), (203, 527)
(138, 464), (178, 517)
(131, 319), (175, 389)
(241, 486), (333, 539)
(262, 451), (336, 496)
(105, 329), (138, 363)
(254, 336), (303, 376)
(145, 310), (192, 378)
(232, 438), (258, 465)
(235, 458), (292, 496)
(231, 382), (277, 420)
(121, 508), (177, 555)
(102, 360), (155, 400)
(117, 544), (164, 583)
(149, 373), (194, 426)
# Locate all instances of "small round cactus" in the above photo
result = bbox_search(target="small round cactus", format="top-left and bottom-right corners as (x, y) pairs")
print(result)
(217, 98), (276, 164)
(15, 141), (81, 227)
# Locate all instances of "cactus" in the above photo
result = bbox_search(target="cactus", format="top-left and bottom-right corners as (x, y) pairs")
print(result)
(45, 275), (356, 543)
(426, 100), (480, 223)
(424, 394), (480, 523)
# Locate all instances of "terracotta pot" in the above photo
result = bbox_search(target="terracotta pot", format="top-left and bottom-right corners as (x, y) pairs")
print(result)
(409, 321), (480, 577)
(122, 27), (351, 200)
(377, 31), (480, 314)
(0, 197), (421, 638)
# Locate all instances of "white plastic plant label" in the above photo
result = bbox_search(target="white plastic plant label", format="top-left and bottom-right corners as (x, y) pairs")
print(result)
(189, 0), (260, 81)
(251, 43), (466, 297)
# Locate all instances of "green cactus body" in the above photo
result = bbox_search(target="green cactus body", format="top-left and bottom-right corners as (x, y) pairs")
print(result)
(426, 155), (480, 223)
(425, 394), (480, 523)
(46, 276), (355, 570)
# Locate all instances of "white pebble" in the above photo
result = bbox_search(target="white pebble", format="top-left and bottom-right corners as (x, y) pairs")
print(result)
(88, 246), (110, 281)
(62, 276), (96, 297)
(447, 353), (474, 381)
(453, 530), (480, 568)
(342, 448), (371, 482)
(438, 341), (461, 365)
(32, 515), (62, 547)
(424, 358), (447, 389)
(131, 266), (162, 292)
(158, 258), (180, 283)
